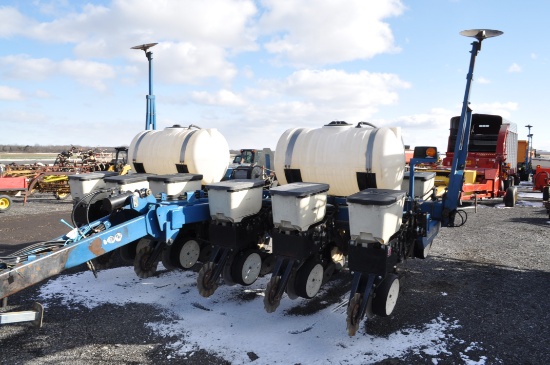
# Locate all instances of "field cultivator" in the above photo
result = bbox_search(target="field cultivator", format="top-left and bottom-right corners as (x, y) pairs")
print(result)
(0, 147), (129, 203)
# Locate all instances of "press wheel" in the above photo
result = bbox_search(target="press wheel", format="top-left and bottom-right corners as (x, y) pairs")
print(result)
(372, 274), (400, 317)
(197, 262), (218, 297)
(294, 260), (324, 299)
(230, 250), (262, 286)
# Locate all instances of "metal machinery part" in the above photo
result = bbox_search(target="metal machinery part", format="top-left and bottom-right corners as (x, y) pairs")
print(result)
(342, 29), (503, 336)
(197, 203), (273, 298)
(263, 202), (349, 312)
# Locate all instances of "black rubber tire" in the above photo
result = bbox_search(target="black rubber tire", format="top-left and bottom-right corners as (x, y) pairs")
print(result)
(372, 274), (400, 317)
(513, 175), (521, 186)
(0, 195), (12, 213)
(503, 186), (518, 207)
(543, 186), (550, 202)
(294, 260), (324, 299)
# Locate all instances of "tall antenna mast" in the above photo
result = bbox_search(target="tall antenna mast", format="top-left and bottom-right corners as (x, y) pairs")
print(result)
(131, 42), (158, 130)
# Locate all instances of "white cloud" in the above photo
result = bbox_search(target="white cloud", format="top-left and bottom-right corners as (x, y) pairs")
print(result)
(508, 63), (522, 73)
(59, 59), (116, 91)
(257, 69), (410, 107)
(0, 55), (56, 80)
(259, 0), (405, 66)
(470, 102), (518, 119)
(530, 53), (537, 60)
(191, 89), (245, 106)
(0, 6), (34, 37)
(476, 77), (490, 84)
(0, 85), (24, 100)
(0, 54), (115, 91)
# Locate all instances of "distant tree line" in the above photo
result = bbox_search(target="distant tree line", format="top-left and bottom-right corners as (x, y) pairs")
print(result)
(0, 145), (121, 153)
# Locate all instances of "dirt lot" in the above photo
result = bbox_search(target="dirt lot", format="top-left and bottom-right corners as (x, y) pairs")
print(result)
(0, 190), (549, 364)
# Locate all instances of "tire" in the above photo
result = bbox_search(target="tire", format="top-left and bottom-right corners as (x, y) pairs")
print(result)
(294, 260), (324, 299)
(503, 186), (517, 207)
(230, 249), (262, 286)
(0, 195), (12, 213)
(372, 273), (400, 317)
(173, 238), (201, 269)
(543, 186), (550, 202)
(513, 175), (520, 186)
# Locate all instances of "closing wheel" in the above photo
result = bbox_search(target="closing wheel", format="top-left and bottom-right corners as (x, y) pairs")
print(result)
(197, 262), (218, 297)
(161, 245), (178, 271)
(0, 195), (13, 213)
(503, 186), (518, 207)
(230, 250), (262, 286)
(372, 274), (400, 317)
(294, 260), (324, 299)
(346, 293), (362, 336)
(264, 276), (282, 313)
(134, 245), (159, 279)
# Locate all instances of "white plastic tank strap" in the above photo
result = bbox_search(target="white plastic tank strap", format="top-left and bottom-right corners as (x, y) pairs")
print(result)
(179, 130), (198, 163)
(365, 128), (380, 172)
(284, 128), (306, 168)
(132, 131), (152, 162)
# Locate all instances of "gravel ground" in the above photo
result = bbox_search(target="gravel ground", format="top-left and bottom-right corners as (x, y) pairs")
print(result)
(0, 189), (549, 364)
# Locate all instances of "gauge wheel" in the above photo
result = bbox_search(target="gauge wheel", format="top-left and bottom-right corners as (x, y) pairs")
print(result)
(197, 262), (218, 298)
(372, 274), (400, 317)
(415, 241), (432, 259)
(0, 195), (13, 213)
(119, 241), (138, 263)
(285, 271), (298, 300)
(222, 253), (237, 286)
(92, 250), (117, 270)
(230, 249), (262, 286)
(264, 276), (282, 313)
(176, 238), (201, 269)
(294, 260), (324, 299)
(346, 293), (362, 337)
(54, 191), (69, 200)
(133, 245), (159, 279)
(503, 186), (518, 207)
(160, 244), (178, 271)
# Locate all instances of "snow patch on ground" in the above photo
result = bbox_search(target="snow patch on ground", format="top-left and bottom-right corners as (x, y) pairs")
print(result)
(38, 266), (486, 364)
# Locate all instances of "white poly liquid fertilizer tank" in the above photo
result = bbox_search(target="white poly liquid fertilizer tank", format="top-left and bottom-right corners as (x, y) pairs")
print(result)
(274, 121), (405, 197)
(128, 125), (229, 185)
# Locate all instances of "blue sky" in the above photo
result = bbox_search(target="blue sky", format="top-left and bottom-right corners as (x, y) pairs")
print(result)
(0, 0), (548, 153)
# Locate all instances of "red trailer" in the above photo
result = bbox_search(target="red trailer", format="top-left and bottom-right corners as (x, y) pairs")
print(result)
(0, 176), (27, 212)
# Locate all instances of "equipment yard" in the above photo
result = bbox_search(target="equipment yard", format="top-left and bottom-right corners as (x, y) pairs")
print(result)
(0, 186), (548, 365)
